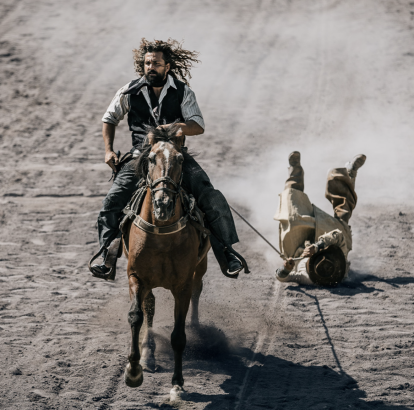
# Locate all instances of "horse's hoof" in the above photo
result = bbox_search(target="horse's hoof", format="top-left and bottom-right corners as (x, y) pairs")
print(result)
(124, 363), (143, 388)
(170, 385), (186, 401)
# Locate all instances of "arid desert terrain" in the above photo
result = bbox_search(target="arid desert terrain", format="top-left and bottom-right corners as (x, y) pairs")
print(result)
(1, 0), (414, 409)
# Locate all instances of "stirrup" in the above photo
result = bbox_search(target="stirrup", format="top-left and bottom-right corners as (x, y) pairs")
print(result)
(224, 265), (243, 279)
(222, 246), (250, 279)
(88, 236), (122, 281)
(90, 262), (117, 282)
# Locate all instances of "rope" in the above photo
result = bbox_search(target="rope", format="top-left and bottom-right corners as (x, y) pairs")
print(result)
(229, 205), (304, 261)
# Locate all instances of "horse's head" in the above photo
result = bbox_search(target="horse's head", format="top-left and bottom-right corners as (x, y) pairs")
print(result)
(146, 124), (185, 221)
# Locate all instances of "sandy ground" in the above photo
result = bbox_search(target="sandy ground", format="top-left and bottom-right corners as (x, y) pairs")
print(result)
(1, 0), (414, 408)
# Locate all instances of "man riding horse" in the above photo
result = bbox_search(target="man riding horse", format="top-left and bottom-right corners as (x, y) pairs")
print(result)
(90, 38), (245, 278)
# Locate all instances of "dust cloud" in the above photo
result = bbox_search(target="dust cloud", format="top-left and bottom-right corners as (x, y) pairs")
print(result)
(210, 45), (414, 266)
(214, 116), (413, 269)
(2, 0), (414, 408)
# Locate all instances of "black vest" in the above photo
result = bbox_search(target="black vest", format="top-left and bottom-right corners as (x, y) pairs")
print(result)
(124, 77), (186, 148)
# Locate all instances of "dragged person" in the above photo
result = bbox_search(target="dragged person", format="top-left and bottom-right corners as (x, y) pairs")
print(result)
(274, 152), (366, 286)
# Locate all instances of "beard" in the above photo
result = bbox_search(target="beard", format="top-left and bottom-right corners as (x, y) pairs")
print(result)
(145, 70), (167, 87)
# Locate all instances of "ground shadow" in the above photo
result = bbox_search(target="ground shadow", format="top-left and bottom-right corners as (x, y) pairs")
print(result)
(141, 325), (413, 410)
(284, 270), (414, 297)
(359, 273), (414, 288)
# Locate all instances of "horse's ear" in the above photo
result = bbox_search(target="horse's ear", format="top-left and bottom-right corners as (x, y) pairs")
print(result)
(172, 127), (185, 147)
(147, 131), (157, 146)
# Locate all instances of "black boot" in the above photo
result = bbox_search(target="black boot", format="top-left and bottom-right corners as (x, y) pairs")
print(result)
(209, 235), (249, 279)
(224, 249), (243, 277)
(90, 256), (117, 281)
(88, 236), (122, 281)
(91, 261), (110, 276)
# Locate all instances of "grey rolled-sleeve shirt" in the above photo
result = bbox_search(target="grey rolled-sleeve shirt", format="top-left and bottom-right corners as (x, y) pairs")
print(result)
(102, 74), (205, 130)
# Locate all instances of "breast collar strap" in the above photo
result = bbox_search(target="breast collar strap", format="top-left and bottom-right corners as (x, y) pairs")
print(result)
(134, 214), (189, 235)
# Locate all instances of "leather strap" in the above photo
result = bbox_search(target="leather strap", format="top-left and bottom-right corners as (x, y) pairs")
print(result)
(88, 246), (106, 272)
(133, 214), (189, 235)
(88, 239), (120, 281)
(188, 218), (211, 236)
(104, 235), (122, 269)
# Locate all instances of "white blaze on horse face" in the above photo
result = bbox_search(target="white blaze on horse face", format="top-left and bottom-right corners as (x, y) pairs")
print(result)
(156, 142), (171, 177)
(156, 142), (165, 177)
(163, 148), (170, 171)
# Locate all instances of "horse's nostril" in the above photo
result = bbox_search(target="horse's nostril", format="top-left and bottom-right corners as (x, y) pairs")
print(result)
(155, 198), (172, 210)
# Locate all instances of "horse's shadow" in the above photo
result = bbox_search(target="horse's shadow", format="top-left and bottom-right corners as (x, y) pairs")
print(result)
(142, 325), (412, 409)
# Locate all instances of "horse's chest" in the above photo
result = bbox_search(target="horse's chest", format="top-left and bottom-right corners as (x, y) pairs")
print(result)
(130, 229), (199, 282)
(138, 234), (194, 253)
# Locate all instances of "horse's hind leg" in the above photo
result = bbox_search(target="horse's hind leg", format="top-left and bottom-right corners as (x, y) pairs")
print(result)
(170, 285), (192, 398)
(140, 291), (156, 372)
(125, 275), (149, 388)
(190, 255), (207, 327)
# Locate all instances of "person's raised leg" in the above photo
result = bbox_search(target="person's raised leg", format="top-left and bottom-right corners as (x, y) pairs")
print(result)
(274, 151), (315, 259)
(285, 151), (304, 191)
(346, 154), (366, 183)
(325, 154), (366, 223)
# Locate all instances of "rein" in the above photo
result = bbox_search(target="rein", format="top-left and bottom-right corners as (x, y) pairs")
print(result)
(229, 205), (304, 261)
(147, 173), (183, 198)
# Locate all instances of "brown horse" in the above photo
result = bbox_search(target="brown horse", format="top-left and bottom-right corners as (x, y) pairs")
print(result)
(123, 124), (210, 399)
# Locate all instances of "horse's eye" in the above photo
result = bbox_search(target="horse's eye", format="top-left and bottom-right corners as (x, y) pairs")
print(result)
(148, 152), (156, 163)
(177, 154), (184, 164)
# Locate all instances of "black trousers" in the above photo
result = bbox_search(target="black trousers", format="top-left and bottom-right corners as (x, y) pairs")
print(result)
(97, 152), (239, 250)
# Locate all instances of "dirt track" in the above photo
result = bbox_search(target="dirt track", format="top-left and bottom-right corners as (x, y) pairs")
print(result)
(1, 0), (414, 409)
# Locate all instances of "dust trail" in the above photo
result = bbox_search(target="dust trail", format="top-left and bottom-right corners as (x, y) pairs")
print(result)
(203, 0), (414, 265)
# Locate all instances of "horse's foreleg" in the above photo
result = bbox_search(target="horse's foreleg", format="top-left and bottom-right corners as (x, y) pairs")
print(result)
(190, 256), (207, 327)
(140, 291), (156, 372)
(171, 287), (192, 389)
(125, 275), (149, 388)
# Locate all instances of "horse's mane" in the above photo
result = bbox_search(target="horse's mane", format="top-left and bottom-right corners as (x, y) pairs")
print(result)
(134, 124), (196, 177)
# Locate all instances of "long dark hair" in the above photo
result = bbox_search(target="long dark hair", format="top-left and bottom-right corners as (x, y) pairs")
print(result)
(132, 38), (200, 86)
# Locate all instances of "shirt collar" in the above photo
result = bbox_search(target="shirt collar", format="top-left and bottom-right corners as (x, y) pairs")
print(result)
(166, 74), (176, 89)
(157, 75), (175, 105)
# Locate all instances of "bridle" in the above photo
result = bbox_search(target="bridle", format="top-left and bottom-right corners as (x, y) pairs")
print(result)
(146, 168), (183, 217)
